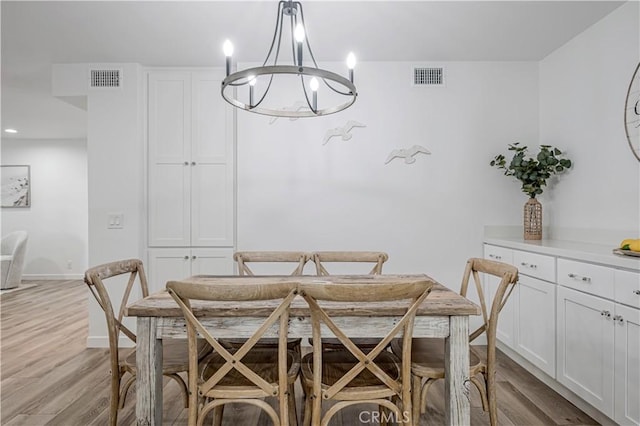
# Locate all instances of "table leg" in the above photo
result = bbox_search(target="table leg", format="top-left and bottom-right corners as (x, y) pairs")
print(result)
(444, 315), (470, 426)
(136, 317), (162, 426)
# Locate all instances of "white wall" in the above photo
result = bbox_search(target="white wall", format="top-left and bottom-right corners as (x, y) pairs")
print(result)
(53, 62), (145, 346)
(86, 63), (145, 346)
(539, 1), (640, 232)
(1, 138), (88, 278)
(237, 61), (539, 290)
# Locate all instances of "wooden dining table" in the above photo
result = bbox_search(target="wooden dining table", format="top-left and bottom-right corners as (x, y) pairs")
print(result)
(126, 274), (480, 426)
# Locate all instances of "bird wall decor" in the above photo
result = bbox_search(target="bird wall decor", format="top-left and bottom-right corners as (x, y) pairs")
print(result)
(385, 145), (431, 164)
(322, 120), (366, 145)
(268, 101), (309, 124)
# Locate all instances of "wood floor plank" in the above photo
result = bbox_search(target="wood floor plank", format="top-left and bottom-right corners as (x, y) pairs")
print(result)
(1, 280), (599, 425)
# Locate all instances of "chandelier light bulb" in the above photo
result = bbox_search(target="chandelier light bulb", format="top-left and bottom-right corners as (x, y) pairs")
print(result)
(248, 75), (256, 107)
(294, 23), (305, 43)
(346, 52), (356, 69)
(310, 77), (319, 111)
(346, 52), (356, 83)
(223, 39), (234, 57)
(223, 40), (234, 76)
(309, 77), (319, 92)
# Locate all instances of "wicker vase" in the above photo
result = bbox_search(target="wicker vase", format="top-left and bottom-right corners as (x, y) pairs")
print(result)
(523, 197), (542, 240)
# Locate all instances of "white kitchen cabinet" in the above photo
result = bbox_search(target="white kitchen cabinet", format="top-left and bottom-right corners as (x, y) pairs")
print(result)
(614, 302), (640, 426)
(484, 239), (640, 424)
(514, 275), (556, 377)
(148, 71), (234, 248)
(483, 245), (556, 374)
(148, 248), (234, 293)
(557, 286), (615, 417)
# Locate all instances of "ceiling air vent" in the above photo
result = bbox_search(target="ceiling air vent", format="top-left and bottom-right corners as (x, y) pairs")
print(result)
(90, 69), (122, 88)
(413, 67), (444, 86)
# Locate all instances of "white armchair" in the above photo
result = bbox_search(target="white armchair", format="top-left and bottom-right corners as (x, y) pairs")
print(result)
(1, 231), (28, 289)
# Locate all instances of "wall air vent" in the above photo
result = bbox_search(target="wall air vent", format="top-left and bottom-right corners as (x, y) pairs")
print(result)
(90, 69), (122, 88)
(413, 67), (444, 86)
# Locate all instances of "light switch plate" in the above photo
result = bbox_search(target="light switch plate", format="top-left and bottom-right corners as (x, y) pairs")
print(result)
(107, 213), (124, 229)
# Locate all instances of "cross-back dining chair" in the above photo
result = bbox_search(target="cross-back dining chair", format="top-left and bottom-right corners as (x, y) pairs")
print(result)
(167, 279), (301, 426)
(234, 251), (310, 276)
(225, 251), (307, 353)
(311, 251), (388, 276)
(391, 258), (518, 426)
(84, 259), (209, 426)
(299, 278), (433, 426)
(310, 251), (390, 352)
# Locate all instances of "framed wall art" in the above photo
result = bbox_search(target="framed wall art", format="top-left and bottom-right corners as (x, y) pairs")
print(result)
(1, 165), (31, 208)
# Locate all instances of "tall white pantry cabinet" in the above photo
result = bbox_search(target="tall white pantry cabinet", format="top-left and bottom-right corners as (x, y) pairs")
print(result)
(147, 70), (235, 292)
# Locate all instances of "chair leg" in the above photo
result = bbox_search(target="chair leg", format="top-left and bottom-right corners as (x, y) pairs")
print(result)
(288, 383), (298, 426)
(109, 374), (121, 426)
(166, 373), (190, 408)
(379, 404), (388, 426)
(311, 392), (322, 426)
(485, 371), (498, 426)
(212, 404), (224, 426)
(411, 375), (421, 425)
(470, 375), (489, 412)
(420, 378), (438, 415)
(118, 375), (136, 409)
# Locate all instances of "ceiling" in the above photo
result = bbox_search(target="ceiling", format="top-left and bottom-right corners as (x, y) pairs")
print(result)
(0, 0), (625, 140)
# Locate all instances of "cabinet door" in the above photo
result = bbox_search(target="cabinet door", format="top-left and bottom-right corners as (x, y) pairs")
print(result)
(148, 72), (192, 247)
(191, 72), (235, 247)
(614, 303), (640, 426)
(557, 286), (614, 417)
(147, 248), (192, 293)
(514, 275), (556, 377)
(191, 248), (235, 276)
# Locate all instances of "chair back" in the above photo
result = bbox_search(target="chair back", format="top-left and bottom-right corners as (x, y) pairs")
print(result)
(459, 258), (518, 343)
(84, 259), (148, 378)
(167, 279), (299, 425)
(300, 279), (432, 414)
(311, 251), (388, 276)
(234, 251), (309, 276)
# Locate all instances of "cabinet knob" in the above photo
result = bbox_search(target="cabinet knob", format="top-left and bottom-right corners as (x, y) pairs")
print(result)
(184, 255), (189, 260)
(489, 254), (502, 260)
(184, 161), (189, 166)
(634, 290), (640, 295)
(191, 161), (196, 166)
(520, 262), (537, 269)
(600, 310), (611, 318)
(613, 315), (624, 324)
(192, 255), (197, 260)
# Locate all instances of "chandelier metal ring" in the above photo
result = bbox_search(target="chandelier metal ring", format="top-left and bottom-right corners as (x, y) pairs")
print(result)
(221, 66), (357, 118)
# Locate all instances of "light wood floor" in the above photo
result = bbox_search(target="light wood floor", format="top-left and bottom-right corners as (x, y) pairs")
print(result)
(1, 280), (598, 425)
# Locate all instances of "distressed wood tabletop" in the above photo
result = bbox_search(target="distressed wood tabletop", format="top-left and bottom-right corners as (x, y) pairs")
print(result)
(126, 274), (480, 318)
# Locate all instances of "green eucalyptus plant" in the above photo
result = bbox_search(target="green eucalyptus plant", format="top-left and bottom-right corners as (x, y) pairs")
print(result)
(490, 143), (573, 198)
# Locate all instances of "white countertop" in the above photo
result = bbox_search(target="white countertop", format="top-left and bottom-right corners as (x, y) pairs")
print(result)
(484, 236), (640, 272)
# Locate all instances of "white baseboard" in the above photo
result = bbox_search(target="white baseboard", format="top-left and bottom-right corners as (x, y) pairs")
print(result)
(86, 336), (135, 349)
(23, 273), (83, 280)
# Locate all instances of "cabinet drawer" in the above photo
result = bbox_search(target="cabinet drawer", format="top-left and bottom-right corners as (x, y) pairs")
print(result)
(513, 250), (555, 282)
(557, 259), (614, 299)
(615, 269), (640, 309)
(484, 245), (513, 263)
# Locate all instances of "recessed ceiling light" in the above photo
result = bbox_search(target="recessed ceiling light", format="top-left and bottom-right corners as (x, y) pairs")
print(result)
(4, 128), (18, 134)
